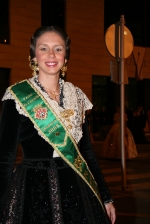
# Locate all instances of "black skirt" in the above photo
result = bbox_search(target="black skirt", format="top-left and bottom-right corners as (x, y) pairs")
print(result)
(0, 158), (110, 224)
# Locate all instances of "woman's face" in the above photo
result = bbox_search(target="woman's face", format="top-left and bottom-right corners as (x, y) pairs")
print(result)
(34, 31), (67, 77)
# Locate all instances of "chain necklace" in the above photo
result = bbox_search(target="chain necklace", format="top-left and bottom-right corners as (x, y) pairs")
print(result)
(44, 86), (59, 101)
(34, 76), (64, 108)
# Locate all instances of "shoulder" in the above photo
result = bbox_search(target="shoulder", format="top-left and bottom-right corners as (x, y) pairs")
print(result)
(1, 79), (29, 117)
(64, 81), (81, 91)
(64, 81), (93, 110)
(2, 79), (27, 101)
(64, 81), (86, 97)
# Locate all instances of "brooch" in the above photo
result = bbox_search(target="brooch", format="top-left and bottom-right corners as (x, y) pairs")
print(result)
(60, 109), (74, 129)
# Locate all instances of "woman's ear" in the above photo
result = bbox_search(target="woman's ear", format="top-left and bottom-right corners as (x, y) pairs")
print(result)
(65, 59), (67, 64)
(33, 57), (37, 62)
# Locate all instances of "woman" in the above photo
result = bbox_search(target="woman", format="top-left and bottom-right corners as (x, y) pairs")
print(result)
(100, 107), (138, 159)
(0, 26), (115, 223)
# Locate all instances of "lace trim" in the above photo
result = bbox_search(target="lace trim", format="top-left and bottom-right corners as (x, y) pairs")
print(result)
(63, 82), (93, 143)
(2, 76), (93, 143)
(2, 88), (28, 117)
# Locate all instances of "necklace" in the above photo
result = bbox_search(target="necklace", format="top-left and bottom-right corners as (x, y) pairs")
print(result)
(34, 77), (64, 108)
(44, 86), (59, 100)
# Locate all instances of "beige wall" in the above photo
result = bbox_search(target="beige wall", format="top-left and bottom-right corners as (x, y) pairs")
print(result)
(66, 0), (110, 100)
(0, 0), (150, 102)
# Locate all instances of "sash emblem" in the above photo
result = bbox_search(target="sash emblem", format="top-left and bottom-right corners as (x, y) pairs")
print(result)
(34, 105), (48, 120)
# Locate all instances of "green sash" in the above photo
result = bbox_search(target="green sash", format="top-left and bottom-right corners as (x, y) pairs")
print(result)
(9, 80), (103, 207)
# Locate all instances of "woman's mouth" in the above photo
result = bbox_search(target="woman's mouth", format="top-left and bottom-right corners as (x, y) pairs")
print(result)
(45, 62), (58, 67)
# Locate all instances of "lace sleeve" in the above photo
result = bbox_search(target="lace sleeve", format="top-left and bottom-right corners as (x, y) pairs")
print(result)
(75, 87), (93, 123)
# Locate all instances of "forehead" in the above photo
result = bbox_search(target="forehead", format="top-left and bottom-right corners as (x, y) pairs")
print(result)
(36, 31), (65, 46)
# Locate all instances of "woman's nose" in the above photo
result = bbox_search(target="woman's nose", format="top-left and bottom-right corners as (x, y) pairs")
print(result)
(48, 49), (55, 58)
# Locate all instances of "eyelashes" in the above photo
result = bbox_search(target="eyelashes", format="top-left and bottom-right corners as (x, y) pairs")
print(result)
(40, 47), (47, 51)
(39, 47), (64, 52)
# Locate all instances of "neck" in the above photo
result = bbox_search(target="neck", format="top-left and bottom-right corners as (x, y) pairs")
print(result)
(38, 74), (59, 91)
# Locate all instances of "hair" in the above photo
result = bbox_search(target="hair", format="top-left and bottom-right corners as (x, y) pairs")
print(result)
(30, 25), (70, 60)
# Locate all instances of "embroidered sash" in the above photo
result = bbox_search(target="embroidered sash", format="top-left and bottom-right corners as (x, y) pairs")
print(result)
(9, 80), (103, 207)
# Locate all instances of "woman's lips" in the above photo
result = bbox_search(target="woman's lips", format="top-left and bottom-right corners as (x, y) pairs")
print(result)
(45, 62), (58, 67)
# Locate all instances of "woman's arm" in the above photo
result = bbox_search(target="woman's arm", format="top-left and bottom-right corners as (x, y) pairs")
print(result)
(80, 116), (113, 202)
(80, 116), (116, 223)
(0, 100), (21, 199)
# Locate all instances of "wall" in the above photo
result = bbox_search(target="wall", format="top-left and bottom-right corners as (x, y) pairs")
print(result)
(66, 0), (110, 100)
(0, 0), (41, 84)
(0, 0), (150, 102)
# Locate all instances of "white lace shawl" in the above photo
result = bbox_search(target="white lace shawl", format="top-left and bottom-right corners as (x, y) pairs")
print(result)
(2, 77), (93, 144)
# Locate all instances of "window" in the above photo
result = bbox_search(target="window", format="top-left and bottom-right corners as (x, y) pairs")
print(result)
(41, 0), (65, 29)
(0, 0), (9, 44)
(92, 75), (150, 116)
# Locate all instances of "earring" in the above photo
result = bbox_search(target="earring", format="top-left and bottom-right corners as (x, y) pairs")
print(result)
(28, 56), (39, 76)
(61, 65), (67, 77)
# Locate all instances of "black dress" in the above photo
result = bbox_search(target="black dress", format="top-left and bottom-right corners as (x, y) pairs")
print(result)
(0, 99), (112, 224)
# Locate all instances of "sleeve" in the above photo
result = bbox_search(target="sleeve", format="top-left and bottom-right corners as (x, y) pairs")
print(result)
(0, 100), (21, 199)
(79, 116), (113, 204)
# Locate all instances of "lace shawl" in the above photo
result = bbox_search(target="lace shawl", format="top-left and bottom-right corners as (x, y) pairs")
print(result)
(2, 77), (93, 144)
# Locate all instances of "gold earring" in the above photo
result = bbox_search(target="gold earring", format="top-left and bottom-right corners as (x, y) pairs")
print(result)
(61, 65), (67, 77)
(28, 56), (39, 76)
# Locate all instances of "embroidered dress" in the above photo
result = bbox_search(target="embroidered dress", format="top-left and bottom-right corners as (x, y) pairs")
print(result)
(100, 112), (138, 159)
(0, 77), (112, 224)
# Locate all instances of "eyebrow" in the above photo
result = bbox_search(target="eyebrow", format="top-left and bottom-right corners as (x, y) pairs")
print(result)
(37, 44), (64, 48)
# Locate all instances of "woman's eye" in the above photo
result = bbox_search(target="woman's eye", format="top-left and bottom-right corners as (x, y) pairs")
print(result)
(40, 47), (47, 51)
(55, 48), (62, 52)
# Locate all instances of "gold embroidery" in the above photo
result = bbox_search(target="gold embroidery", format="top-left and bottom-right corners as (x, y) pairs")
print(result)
(84, 170), (88, 180)
(90, 176), (93, 186)
(60, 109), (74, 118)
(74, 155), (83, 172)
(42, 119), (56, 131)
(60, 109), (74, 129)
(24, 93), (33, 100)
(67, 124), (73, 129)
(23, 95), (39, 107)
(90, 176), (95, 191)
(48, 124), (60, 134)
